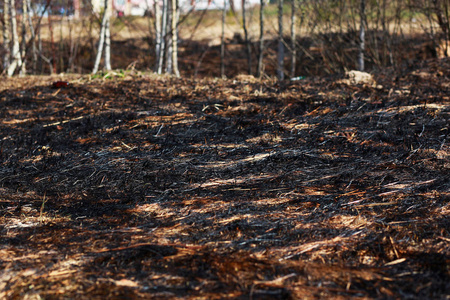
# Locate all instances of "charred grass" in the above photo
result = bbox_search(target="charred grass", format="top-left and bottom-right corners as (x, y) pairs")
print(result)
(0, 58), (449, 299)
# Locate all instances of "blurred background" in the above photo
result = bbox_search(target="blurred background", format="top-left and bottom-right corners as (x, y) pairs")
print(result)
(1, 0), (449, 78)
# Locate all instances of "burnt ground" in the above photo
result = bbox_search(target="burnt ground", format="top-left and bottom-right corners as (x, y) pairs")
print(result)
(0, 58), (449, 299)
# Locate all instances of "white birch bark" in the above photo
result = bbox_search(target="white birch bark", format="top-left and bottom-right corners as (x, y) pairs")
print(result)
(154, 1), (162, 72)
(3, 0), (11, 72)
(7, 0), (22, 76)
(359, 0), (366, 71)
(92, 0), (111, 74)
(157, 0), (168, 74)
(104, 6), (112, 71)
(20, 0), (28, 75)
(171, 0), (180, 77)
(165, 0), (173, 74)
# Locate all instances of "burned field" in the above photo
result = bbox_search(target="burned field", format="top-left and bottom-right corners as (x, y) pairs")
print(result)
(0, 60), (449, 299)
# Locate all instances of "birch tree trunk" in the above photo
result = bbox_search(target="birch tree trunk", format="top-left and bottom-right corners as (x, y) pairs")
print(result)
(7, 0), (22, 76)
(359, 0), (366, 71)
(154, 1), (162, 72)
(171, 0), (180, 77)
(165, 0), (173, 74)
(20, 0), (28, 75)
(157, 0), (168, 74)
(277, 0), (284, 80)
(257, 0), (265, 78)
(3, 0), (11, 72)
(242, 0), (252, 74)
(92, 0), (111, 74)
(104, 6), (112, 71)
(290, 0), (296, 78)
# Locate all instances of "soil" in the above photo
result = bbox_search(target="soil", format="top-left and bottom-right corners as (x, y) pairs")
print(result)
(0, 58), (449, 299)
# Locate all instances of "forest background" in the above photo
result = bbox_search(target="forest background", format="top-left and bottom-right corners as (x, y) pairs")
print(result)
(1, 0), (449, 79)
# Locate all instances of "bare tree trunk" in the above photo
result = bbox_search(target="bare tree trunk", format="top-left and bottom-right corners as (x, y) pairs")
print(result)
(20, 0), (27, 75)
(93, 0), (111, 74)
(242, 0), (252, 74)
(257, 0), (265, 78)
(3, 0), (11, 73)
(58, 8), (64, 72)
(165, 0), (173, 74)
(290, 0), (296, 77)
(277, 0), (284, 80)
(48, 4), (56, 74)
(157, 0), (168, 74)
(104, 6), (112, 71)
(171, 0), (180, 77)
(25, 0), (38, 73)
(154, 1), (162, 72)
(35, 1), (53, 74)
(66, 6), (75, 72)
(38, 13), (43, 73)
(221, 0), (226, 77)
(444, 0), (450, 45)
(8, 0), (22, 76)
(358, 0), (366, 71)
(155, 0), (179, 75)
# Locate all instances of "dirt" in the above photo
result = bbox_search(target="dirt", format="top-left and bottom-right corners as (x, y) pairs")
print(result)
(0, 58), (449, 299)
